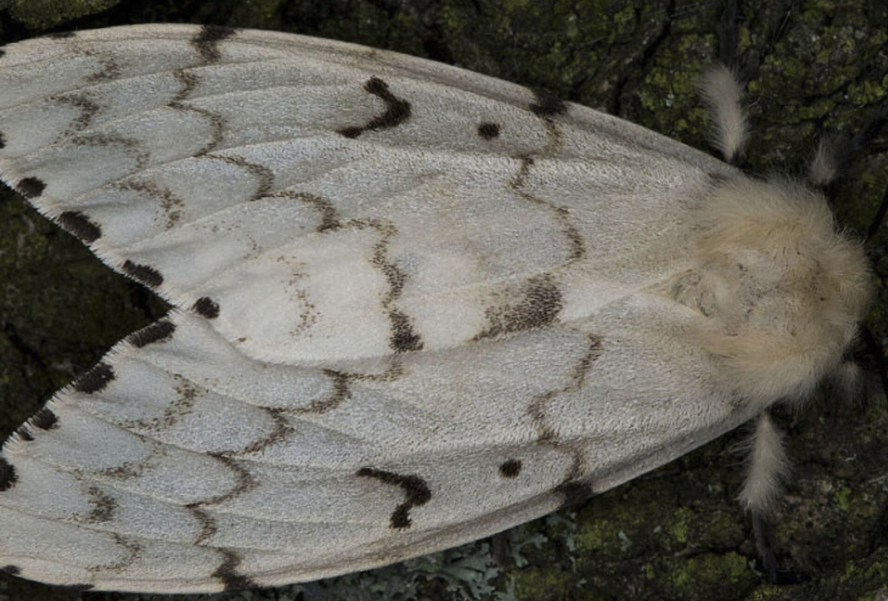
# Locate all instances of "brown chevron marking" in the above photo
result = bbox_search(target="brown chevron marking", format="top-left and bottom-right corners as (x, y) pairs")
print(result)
(239, 408), (293, 454)
(58, 211), (102, 243)
(473, 274), (563, 342)
(527, 334), (602, 507)
(291, 370), (351, 415)
(52, 94), (100, 136)
(208, 154), (274, 201)
(357, 467), (431, 530)
(213, 548), (256, 592)
(290, 360), (405, 415)
(86, 486), (117, 523)
(193, 25), (237, 63)
(128, 320), (176, 348)
(338, 77), (411, 138)
(115, 179), (186, 230)
(72, 362), (115, 394)
(69, 133), (150, 170)
(187, 505), (218, 545)
(511, 155), (584, 262)
(120, 375), (198, 432)
(170, 70), (226, 156)
(194, 454), (257, 507)
(264, 191), (342, 231)
(83, 50), (121, 83)
(88, 533), (142, 574)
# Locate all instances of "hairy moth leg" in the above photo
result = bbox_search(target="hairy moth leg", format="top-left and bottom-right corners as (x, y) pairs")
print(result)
(739, 412), (790, 582)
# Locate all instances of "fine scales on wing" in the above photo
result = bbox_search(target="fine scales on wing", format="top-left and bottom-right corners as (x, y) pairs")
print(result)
(0, 25), (871, 593)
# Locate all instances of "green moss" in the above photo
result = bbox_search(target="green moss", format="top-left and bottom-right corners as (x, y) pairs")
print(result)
(669, 507), (694, 544)
(8, 0), (120, 29)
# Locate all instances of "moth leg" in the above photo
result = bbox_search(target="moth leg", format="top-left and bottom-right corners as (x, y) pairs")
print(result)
(739, 411), (790, 582)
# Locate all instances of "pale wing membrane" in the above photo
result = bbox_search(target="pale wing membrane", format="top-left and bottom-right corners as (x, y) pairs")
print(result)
(0, 24), (735, 365)
(0, 25), (751, 593)
(1, 303), (756, 592)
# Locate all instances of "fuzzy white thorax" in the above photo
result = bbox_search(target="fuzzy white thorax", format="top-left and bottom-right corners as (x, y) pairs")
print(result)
(663, 177), (871, 408)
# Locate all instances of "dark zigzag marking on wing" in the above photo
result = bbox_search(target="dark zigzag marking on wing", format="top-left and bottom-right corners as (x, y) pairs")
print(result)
(192, 25), (238, 63)
(170, 69), (226, 156)
(68, 132), (150, 170)
(86, 533), (142, 575)
(264, 190), (342, 231)
(208, 153), (274, 201)
(338, 77), (411, 138)
(511, 155), (585, 262)
(85, 485), (117, 523)
(52, 93), (100, 138)
(212, 548), (257, 592)
(366, 220), (423, 353)
(357, 467), (431, 530)
(114, 179), (187, 230)
(527, 334), (602, 508)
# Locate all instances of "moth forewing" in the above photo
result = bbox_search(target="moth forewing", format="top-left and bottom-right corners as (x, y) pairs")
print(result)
(0, 24), (873, 593)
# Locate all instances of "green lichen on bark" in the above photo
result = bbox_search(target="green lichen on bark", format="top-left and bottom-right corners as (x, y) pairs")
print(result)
(5, 0), (121, 29)
(0, 1), (887, 601)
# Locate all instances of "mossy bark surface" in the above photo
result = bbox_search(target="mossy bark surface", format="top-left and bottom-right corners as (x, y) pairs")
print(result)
(0, 2), (886, 601)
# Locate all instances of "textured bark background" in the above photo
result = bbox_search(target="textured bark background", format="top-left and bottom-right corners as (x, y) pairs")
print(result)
(0, 1), (887, 601)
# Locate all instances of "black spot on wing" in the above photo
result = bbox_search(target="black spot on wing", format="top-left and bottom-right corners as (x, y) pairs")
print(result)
(1, 565), (20, 575)
(477, 122), (500, 140)
(0, 458), (16, 492)
(193, 297), (220, 319)
(48, 31), (76, 39)
(192, 25), (237, 63)
(30, 408), (58, 430)
(0, 131), (5, 148)
(128, 320), (176, 348)
(212, 549), (256, 592)
(499, 459), (522, 478)
(15, 428), (33, 442)
(555, 480), (593, 509)
(72, 362), (115, 394)
(337, 77), (411, 139)
(122, 260), (164, 288)
(357, 467), (431, 530)
(16, 177), (46, 199)
(530, 89), (568, 117)
(58, 211), (101, 243)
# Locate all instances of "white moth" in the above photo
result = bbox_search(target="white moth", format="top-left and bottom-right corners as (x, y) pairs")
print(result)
(0, 24), (872, 593)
